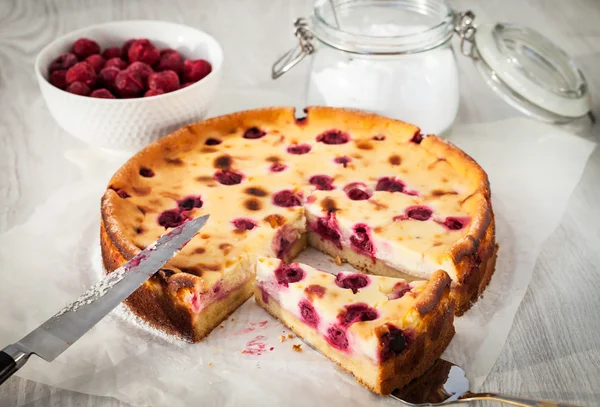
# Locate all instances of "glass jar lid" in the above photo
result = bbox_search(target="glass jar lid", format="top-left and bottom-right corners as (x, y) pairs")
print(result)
(467, 20), (591, 122)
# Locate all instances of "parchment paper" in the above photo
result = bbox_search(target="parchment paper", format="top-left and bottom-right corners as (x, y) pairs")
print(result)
(0, 117), (595, 407)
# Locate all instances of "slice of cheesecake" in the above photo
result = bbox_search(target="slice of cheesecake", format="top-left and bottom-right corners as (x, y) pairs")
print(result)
(254, 257), (455, 395)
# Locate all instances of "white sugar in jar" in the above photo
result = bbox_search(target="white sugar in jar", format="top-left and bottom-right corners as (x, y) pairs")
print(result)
(275, 0), (459, 136)
(307, 24), (458, 136)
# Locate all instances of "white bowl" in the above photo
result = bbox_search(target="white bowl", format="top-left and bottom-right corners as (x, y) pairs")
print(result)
(35, 20), (223, 151)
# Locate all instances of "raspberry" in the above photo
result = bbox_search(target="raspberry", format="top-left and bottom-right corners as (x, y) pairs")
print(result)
(148, 70), (180, 93)
(65, 81), (90, 96)
(112, 188), (130, 199)
(344, 183), (371, 200)
(309, 175), (334, 191)
(90, 88), (115, 98)
(313, 216), (341, 248)
(338, 303), (378, 326)
(157, 49), (184, 73)
(115, 70), (144, 98)
(48, 53), (78, 73)
(232, 218), (258, 231)
(270, 162), (286, 172)
(388, 282), (411, 300)
(65, 62), (96, 87)
(273, 190), (302, 207)
(334, 156), (351, 168)
(144, 89), (164, 97)
(205, 138), (222, 145)
(326, 326), (349, 351)
(335, 273), (369, 294)
(316, 129), (349, 145)
(243, 127), (266, 139)
(350, 224), (375, 256)
(287, 144), (311, 155)
(104, 57), (127, 70)
(214, 170), (243, 185)
(158, 209), (187, 229)
(139, 167), (154, 177)
(299, 300), (320, 328)
(410, 131), (423, 144)
(376, 177), (405, 193)
(102, 47), (122, 60)
(177, 195), (203, 210)
(182, 59), (212, 82)
(85, 54), (105, 73)
(406, 206), (432, 221)
(98, 66), (120, 91)
(379, 326), (407, 361)
(127, 61), (153, 80)
(121, 39), (137, 61)
(49, 70), (67, 89)
(128, 39), (160, 66)
(274, 263), (305, 286)
(71, 38), (100, 60)
(443, 217), (467, 231)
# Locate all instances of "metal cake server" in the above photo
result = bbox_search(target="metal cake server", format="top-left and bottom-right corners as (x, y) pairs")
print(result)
(391, 358), (581, 406)
(0, 214), (209, 386)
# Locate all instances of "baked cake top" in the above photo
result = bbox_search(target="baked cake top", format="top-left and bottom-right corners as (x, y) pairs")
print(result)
(101, 107), (491, 291)
(256, 257), (451, 363)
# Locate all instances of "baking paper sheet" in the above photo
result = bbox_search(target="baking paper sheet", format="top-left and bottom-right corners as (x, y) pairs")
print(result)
(0, 117), (595, 407)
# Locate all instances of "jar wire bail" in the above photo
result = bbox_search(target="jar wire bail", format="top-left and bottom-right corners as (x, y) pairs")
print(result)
(454, 10), (478, 60)
(271, 18), (315, 79)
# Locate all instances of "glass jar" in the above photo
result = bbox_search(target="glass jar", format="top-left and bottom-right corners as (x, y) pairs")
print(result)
(310, 0), (458, 136)
(272, 0), (592, 134)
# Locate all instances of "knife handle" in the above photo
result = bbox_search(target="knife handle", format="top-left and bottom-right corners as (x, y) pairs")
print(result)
(0, 350), (17, 386)
(0, 345), (30, 386)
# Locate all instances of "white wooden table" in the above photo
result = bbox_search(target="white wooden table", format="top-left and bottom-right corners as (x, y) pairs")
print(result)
(1, 0), (599, 405)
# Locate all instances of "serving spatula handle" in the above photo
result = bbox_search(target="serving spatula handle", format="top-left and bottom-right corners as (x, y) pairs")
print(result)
(0, 345), (30, 386)
(465, 392), (582, 407)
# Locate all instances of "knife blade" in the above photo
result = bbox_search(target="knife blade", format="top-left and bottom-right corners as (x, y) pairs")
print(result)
(0, 214), (209, 385)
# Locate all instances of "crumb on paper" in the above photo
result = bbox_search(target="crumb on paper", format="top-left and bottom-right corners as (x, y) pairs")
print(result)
(288, 333), (294, 339)
(279, 335), (286, 342)
(208, 362), (213, 367)
(335, 255), (343, 266)
(231, 318), (236, 322)
(220, 325), (224, 329)
(292, 344), (302, 352)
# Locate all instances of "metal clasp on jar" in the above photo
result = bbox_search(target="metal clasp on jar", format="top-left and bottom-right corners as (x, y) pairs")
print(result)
(271, 18), (315, 79)
(454, 10), (478, 59)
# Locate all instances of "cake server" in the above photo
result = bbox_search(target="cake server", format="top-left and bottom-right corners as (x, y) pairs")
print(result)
(390, 358), (581, 407)
(0, 214), (209, 386)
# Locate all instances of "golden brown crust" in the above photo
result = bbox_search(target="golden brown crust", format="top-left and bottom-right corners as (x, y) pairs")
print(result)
(101, 219), (196, 340)
(415, 270), (451, 316)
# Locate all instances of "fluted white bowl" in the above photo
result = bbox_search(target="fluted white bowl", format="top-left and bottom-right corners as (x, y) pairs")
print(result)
(35, 20), (223, 151)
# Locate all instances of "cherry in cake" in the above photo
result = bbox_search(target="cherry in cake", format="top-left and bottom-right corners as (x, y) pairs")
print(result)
(101, 107), (496, 344)
(255, 257), (455, 395)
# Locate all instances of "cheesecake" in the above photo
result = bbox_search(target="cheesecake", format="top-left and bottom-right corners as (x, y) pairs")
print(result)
(255, 257), (455, 395)
(100, 106), (496, 342)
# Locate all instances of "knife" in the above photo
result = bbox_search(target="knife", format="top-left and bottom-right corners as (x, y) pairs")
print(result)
(0, 214), (209, 386)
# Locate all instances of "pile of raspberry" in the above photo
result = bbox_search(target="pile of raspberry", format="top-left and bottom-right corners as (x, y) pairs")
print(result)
(48, 38), (212, 98)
